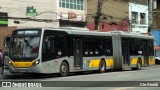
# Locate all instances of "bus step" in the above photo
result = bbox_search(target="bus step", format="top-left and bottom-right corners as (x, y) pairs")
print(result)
(123, 65), (130, 69)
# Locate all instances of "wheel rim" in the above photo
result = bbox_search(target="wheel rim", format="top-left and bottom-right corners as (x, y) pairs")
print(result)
(100, 61), (105, 71)
(61, 65), (66, 73)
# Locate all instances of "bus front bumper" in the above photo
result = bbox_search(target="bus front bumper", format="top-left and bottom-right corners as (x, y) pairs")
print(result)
(7, 64), (41, 73)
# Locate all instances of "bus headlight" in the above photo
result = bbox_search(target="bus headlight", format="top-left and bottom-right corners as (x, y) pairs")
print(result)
(35, 60), (39, 64)
(8, 60), (13, 66)
(32, 60), (40, 67)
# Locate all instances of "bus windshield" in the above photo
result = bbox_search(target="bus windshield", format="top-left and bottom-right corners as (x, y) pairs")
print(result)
(10, 36), (40, 59)
(9, 30), (41, 60)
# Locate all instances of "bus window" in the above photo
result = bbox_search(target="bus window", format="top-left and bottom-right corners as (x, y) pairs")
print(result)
(56, 35), (67, 57)
(94, 38), (103, 56)
(83, 38), (94, 56)
(42, 34), (67, 61)
(129, 39), (139, 55)
(44, 37), (51, 52)
(83, 40), (89, 56)
(149, 39), (154, 56)
(104, 39), (113, 56)
(42, 36), (56, 61)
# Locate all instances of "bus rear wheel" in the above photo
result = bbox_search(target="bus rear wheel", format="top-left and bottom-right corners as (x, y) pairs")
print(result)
(59, 61), (69, 77)
(99, 60), (106, 73)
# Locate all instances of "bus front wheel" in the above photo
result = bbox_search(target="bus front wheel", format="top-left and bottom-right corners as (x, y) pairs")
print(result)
(59, 61), (69, 77)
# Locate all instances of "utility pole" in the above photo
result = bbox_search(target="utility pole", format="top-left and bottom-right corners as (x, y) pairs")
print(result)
(149, 0), (157, 31)
(94, 0), (104, 30)
(149, 0), (153, 30)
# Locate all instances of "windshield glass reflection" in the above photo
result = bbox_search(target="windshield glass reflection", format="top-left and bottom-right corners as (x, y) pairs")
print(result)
(10, 36), (40, 58)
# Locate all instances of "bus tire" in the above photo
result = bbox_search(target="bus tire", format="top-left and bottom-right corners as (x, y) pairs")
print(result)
(59, 61), (69, 77)
(99, 60), (106, 73)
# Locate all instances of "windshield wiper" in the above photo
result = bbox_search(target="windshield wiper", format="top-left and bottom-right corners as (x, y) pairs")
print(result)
(24, 39), (33, 49)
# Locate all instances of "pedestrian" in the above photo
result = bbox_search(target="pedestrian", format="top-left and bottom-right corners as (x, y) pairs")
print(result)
(0, 48), (4, 75)
(0, 48), (3, 67)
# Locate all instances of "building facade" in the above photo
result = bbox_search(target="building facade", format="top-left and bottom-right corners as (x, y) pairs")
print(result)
(87, 0), (148, 33)
(152, 0), (159, 29)
(0, 0), (87, 49)
(129, 1), (148, 33)
(0, 0), (87, 28)
(157, 1), (160, 29)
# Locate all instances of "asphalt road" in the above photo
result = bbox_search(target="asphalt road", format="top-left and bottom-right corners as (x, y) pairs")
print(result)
(1, 65), (160, 90)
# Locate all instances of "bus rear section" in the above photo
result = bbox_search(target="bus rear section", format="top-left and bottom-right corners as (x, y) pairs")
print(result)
(120, 33), (155, 70)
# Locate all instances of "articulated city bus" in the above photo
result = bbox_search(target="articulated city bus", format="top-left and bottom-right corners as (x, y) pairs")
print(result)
(6, 27), (155, 76)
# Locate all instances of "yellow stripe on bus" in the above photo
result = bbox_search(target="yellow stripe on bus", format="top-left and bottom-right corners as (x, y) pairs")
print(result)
(131, 58), (137, 65)
(10, 60), (36, 68)
(88, 59), (113, 68)
(105, 59), (113, 67)
(149, 57), (155, 65)
(89, 60), (100, 67)
(141, 58), (144, 65)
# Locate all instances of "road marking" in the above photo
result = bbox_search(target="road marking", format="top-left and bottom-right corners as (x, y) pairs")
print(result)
(109, 87), (134, 90)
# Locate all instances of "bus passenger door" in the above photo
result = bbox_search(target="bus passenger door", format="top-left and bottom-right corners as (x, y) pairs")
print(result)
(73, 38), (83, 69)
(143, 41), (149, 65)
(122, 40), (130, 65)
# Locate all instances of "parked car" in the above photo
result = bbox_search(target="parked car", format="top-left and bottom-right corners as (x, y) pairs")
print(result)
(155, 56), (160, 64)
(155, 49), (160, 64)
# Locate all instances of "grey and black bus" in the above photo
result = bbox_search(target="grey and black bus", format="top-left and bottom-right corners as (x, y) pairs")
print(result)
(6, 27), (155, 76)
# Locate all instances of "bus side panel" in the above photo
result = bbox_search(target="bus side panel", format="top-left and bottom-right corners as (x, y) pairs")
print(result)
(83, 56), (101, 70)
(41, 57), (74, 73)
(148, 56), (155, 65)
(82, 56), (113, 70)
(130, 56), (144, 67)
(105, 56), (114, 69)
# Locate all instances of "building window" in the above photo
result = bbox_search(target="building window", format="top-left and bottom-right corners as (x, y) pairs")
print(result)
(70, 0), (74, 9)
(62, 0), (66, 8)
(59, 0), (84, 10)
(132, 12), (138, 24)
(140, 13), (146, 24)
(66, 0), (70, 8)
